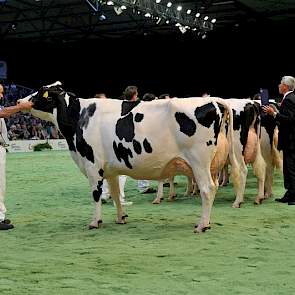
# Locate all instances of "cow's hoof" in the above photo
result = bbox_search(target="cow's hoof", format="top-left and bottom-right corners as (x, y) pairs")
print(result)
(254, 197), (264, 205)
(116, 215), (128, 224)
(88, 220), (102, 229)
(152, 199), (161, 204)
(232, 202), (242, 208)
(168, 195), (176, 201)
(194, 224), (211, 233)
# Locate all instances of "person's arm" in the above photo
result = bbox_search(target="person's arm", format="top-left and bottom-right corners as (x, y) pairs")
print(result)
(0, 102), (33, 118)
(274, 98), (295, 124)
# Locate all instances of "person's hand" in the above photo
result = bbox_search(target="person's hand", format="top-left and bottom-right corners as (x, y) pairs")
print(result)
(18, 101), (33, 111)
(262, 105), (275, 116)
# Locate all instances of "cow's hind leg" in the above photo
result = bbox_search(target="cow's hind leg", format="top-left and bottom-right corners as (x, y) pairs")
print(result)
(152, 180), (164, 204)
(108, 177), (127, 224)
(192, 167), (217, 233)
(168, 177), (177, 201)
(252, 149), (266, 205)
(232, 158), (247, 208)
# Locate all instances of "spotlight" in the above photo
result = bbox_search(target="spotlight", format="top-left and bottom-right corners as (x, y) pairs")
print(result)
(114, 6), (123, 15)
(177, 5), (182, 11)
(211, 18), (216, 23)
(167, 2), (172, 7)
(186, 9), (191, 14)
(106, 1), (114, 5)
(99, 14), (106, 21)
(179, 26), (187, 34)
(156, 17), (162, 24)
(196, 12), (200, 18)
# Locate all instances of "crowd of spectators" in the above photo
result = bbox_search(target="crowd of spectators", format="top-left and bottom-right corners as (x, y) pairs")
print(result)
(1, 82), (61, 140)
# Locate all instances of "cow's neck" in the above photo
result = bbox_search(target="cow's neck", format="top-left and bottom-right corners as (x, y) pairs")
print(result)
(55, 93), (80, 150)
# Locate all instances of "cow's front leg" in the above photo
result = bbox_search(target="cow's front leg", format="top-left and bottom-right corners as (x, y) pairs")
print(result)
(108, 176), (127, 224)
(87, 168), (104, 229)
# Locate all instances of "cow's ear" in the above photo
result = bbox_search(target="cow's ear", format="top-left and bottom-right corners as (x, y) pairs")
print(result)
(43, 91), (49, 99)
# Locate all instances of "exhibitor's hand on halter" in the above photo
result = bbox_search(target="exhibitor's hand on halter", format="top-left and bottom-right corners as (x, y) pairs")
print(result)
(262, 105), (277, 117)
(17, 101), (33, 111)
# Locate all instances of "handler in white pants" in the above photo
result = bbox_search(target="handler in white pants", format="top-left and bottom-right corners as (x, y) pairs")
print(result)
(101, 175), (132, 206)
(0, 83), (33, 230)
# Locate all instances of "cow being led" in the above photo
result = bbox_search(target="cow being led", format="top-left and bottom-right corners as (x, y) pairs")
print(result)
(19, 82), (239, 233)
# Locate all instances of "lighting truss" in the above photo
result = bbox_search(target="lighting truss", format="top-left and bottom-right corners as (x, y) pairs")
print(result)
(105, 0), (214, 33)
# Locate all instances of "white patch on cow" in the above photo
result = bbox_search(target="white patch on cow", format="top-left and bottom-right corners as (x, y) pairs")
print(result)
(64, 93), (70, 107)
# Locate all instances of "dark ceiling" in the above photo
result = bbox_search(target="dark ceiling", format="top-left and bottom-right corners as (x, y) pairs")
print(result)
(1, 0), (295, 42)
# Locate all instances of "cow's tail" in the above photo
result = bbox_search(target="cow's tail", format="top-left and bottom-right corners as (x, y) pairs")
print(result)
(212, 97), (240, 189)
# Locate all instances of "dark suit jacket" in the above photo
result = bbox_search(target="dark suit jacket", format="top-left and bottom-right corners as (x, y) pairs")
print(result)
(277, 91), (295, 151)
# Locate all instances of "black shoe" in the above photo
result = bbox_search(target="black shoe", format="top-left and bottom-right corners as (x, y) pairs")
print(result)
(3, 219), (11, 224)
(288, 200), (295, 205)
(275, 196), (290, 203)
(142, 188), (157, 194)
(0, 221), (14, 230)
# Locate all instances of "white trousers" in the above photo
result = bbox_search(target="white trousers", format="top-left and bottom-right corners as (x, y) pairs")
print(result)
(0, 146), (6, 222)
(101, 175), (127, 202)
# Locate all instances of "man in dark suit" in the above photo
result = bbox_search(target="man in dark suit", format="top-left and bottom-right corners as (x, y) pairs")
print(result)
(263, 76), (295, 205)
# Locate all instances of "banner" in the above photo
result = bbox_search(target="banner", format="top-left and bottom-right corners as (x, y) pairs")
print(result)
(7, 139), (69, 153)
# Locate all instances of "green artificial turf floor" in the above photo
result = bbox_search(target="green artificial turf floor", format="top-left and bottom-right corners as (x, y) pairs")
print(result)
(1, 151), (294, 295)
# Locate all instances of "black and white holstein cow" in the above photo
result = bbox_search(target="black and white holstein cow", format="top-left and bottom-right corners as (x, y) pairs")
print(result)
(19, 82), (239, 233)
(218, 100), (282, 206)
(257, 102), (283, 198)
(225, 99), (266, 207)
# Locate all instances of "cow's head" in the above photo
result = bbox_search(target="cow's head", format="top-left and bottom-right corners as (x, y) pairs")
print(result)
(19, 81), (64, 124)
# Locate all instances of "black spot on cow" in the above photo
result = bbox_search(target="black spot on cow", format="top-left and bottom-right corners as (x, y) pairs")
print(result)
(93, 190), (101, 202)
(175, 112), (196, 137)
(135, 113), (144, 122)
(79, 103), (96, 129)
(87, 103), (96, 117)
(113, 141), (133, 169)
(76, 127), (95, 163)
(261, 114), (277, 145)
(195, 103), (217, 128)
(97, 180), (103, 190)
(133, 139), (142, 155)
(207, 140), (213, 146)
(116, 113), (135, 142)
(98, 169), (104, 177)
(121, 100), (141, 116)
(56, 93), (80, 152)
(233, 103), (257, 154)
(143, 138), (153, 153)
(195, 103), (221, 144)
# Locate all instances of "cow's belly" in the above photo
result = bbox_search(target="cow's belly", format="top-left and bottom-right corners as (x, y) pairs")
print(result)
(104, 155), (192, 180)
